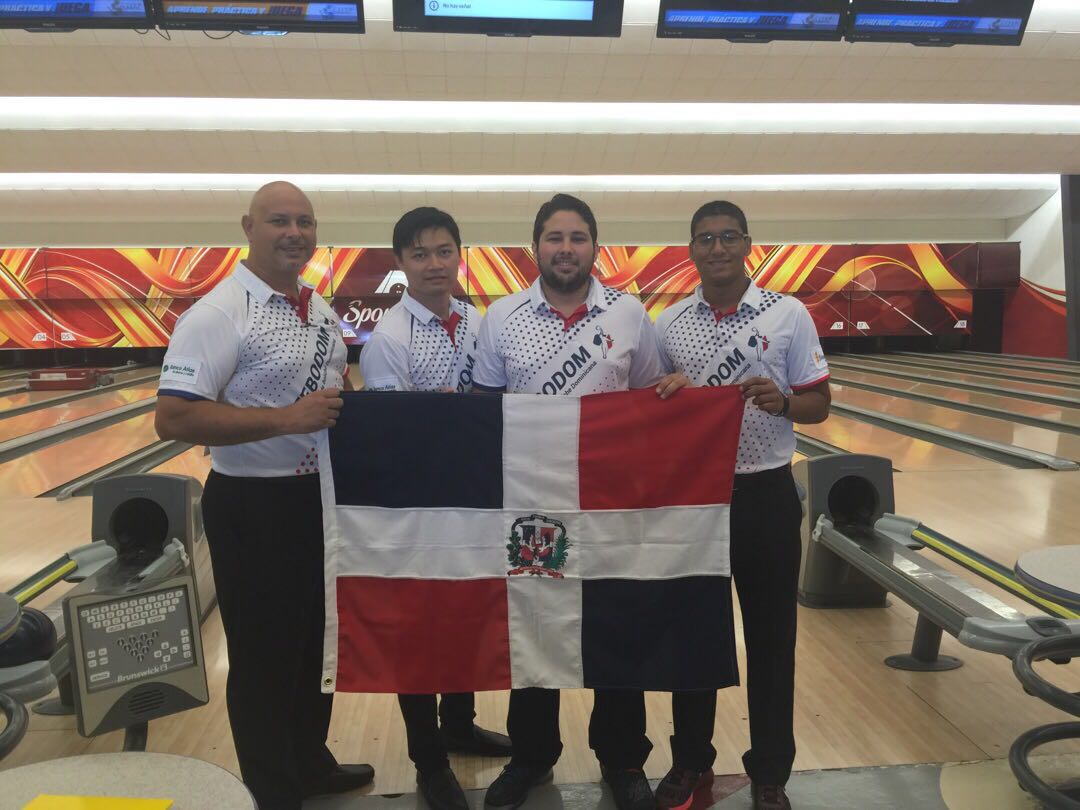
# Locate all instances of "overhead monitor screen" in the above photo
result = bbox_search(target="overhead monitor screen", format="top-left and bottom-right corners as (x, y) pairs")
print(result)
(846, 0), (1033, 46)
(657, 1), (846, 41)
(0, 0), (152, 28)
(156, 0), (364, 32)
(394, 0), (623, 37)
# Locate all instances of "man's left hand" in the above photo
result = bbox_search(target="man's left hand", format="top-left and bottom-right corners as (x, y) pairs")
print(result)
(740, 376), (785, 416)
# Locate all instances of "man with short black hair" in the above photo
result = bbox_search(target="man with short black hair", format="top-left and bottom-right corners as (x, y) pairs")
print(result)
(360, 206), (512, 810)
(155, 181), (374, 810)
(473, 193), (673, 810)
(654, 200), (831, 810)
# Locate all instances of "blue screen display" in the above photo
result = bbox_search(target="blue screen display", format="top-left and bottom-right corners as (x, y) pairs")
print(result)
(0, 0), (146, 18)
(160, 0), (358, 21)
(851, 13), (1022, 35)
(425, 0), (593, 22)
(663, 9), (840, 31)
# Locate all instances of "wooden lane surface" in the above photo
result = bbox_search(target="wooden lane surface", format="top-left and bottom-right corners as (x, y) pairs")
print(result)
(830, 382), (1080, 462)
(833, 357), (1079, 400)
(832, 367), (1080, 428)
(151, 445), (213, 479)
(5, 468), (1079, 791)
(0, 383), (158, 442)
(0, 412), (160, 497)
(796, 414), (1006, 472)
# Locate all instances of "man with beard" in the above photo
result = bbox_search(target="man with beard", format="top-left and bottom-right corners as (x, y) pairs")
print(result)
(360, 207), (512, 810)
(472, 194), (675, 810)
(654, 200), (831, 810)
(155, 181), (373, 810)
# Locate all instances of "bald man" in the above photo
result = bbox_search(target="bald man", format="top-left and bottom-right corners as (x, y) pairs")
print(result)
(156, 181), (372, 810)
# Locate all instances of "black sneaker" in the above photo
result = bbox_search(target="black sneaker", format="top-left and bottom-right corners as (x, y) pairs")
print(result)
(483, 763), (553, 809)
(602, 768), (654, 810)
(418, 767), (470, 810)
(751, 783), (791, 810)
(302, 763), (375, 797)
(655, 767), (712, 810)
(442, 723), (513, 757)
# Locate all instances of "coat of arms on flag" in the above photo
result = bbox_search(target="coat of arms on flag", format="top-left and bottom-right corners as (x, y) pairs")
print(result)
(319, 386), (745, 694)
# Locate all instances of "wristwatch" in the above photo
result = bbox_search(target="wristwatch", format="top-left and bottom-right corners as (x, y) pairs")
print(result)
(774, 394), (790, 418)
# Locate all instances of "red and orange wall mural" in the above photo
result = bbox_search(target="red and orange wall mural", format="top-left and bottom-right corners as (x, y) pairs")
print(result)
(0, 241), (1028, 350)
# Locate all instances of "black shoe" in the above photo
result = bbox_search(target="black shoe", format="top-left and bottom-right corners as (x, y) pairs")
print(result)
(602, 767), (654, 810)
(751, 783), (791, 810)
(443, 723), (513, 757)
(655, 766), (712, 810)
(419, 767), (470, 810)
(483, 763), (553, 809)
(302, 763), (375, 797)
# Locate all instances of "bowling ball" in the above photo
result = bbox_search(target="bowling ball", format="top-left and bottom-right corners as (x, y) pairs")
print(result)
(0, 607), (57, 667)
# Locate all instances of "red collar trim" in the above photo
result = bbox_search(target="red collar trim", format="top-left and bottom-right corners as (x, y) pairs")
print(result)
(286, 286), (314, 324)
(552, 304), (590, 331)
(439, 310), (462, 340)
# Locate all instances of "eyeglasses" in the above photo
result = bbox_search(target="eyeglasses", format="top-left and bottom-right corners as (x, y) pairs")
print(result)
(691, 230), (748, 250)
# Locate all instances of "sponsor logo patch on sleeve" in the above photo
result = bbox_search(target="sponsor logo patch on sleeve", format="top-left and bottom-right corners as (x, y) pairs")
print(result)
(160, 358), (202, 385)
(811, 346), (827, 370)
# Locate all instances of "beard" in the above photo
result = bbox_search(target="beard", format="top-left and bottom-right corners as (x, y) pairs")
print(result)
(538, 259), (592, 294)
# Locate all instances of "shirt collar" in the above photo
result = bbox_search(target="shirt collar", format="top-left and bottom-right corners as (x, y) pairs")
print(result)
(694, 279), (763, 317)
(528, 275), (606, 315)
(234, 261), (313, 305)
(400, 289), (464, 324)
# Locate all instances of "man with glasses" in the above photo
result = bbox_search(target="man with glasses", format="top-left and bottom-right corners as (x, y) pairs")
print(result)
(360, 207), (512, 810)
(653, 201), (831, 810)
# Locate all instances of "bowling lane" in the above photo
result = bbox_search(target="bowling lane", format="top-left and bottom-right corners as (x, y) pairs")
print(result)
(829, 357), (1080, 401)
(151, 445), (212, 480)
(829, 383), (1080, 462)
(953, 352), (1080, 376)
(796, 414), (1006, 472)
(0, 382), (158, 442)
(863, 354), (1080, 388)
(0, 411), (159, 497)
(830, 368), (1080, 429)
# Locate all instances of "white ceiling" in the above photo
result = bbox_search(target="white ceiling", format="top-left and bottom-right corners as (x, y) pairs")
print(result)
(1, 0), (1080, 232)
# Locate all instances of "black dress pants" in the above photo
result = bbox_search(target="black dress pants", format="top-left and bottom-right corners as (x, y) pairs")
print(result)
(202, 470), (338, 810)
(670, 464), (802, 785)
(397, 691), (477, 774)
(507, 686), (652, 771)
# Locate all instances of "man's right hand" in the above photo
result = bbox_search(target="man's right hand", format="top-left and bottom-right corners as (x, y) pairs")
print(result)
(281, 388), (344, 434)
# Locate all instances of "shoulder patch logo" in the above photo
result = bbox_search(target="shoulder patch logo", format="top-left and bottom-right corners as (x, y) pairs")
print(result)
(507, 514), (571, 578)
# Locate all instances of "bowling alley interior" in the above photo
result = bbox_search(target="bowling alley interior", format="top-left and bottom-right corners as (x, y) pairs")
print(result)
(4, 1), (1080, 808)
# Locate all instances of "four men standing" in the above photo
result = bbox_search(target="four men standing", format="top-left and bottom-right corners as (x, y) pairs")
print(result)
(157, 185), (829, 810)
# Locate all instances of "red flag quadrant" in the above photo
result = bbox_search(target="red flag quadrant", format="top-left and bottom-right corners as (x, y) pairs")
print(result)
(319, 386), (744, 693)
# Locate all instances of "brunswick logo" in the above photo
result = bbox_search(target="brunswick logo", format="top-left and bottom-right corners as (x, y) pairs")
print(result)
(507, 514), (571, 578)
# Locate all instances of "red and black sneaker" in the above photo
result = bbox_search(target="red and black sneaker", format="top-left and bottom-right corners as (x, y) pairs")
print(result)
(655, 767), (714, 810)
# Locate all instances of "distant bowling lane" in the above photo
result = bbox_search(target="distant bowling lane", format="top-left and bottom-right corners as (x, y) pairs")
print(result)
(0, 369), (159, 414)
(830, 383), (1080, 462)
(0, 383), (158, 442)
(796, 414), (1007, 472)
(0, 411), (160, 497)
(831, 357), (1080, 401)
(830, 367), (1080, 428)
(864, 354), (1080, 388)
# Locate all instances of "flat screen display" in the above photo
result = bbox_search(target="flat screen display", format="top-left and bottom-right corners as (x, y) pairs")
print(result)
(393, 0), (623, 37)
(0, 0), (152, 29)
(846, 0), (1034, 46)
(657, 1), (846, 41)
(155, 0), (363, 32)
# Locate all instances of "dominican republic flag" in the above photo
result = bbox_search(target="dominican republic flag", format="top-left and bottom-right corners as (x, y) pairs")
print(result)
(319, 386), (744, 694)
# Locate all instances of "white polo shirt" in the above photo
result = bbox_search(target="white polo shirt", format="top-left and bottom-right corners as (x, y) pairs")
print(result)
(158, 262), (348, 478)
(360, 291), (480, 393)
(473, 276), (665, 395)
(656, 281), (829, 474)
